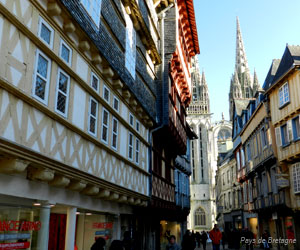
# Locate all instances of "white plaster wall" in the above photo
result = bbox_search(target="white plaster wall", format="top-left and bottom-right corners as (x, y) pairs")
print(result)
(119, 124), (127, 158)
(76, 55), (88, 83)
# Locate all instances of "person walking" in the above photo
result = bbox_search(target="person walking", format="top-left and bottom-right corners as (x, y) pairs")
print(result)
(221, 231), (227, 250)
(244, 228), (254, 250)
(166, 235), (181, 250)
(262, 230), (271, 249)
(232, 228), (241, 250)
(122, 231), (132, 250)
(91, 237), (106, 250)
(195, 232), (201, 248)
(201, 231), (208, 250)
(209, 224), (222, 250)
(182, 230), (196, 250)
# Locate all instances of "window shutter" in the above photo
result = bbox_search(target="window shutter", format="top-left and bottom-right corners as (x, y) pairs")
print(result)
(267, 128), (272, 145)
(287, 120), (293, 142)
(275, 127), (282, 147)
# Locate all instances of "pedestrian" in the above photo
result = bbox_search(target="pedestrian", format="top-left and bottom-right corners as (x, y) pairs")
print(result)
(109, 240), (124, 250)
(182, 230), (196, 250)
(166, 235), (181, 250)
(244, 228), (254, 250)
(232, 228), (241, 250)
(195, 231), (201, 248)
(201, 231), (208, 250)
(209, 224), (222, 250)
(91, 237), (106, 250)
(221, 231), (227, 250)
(262, 230), (271, 249)
(122, 231), (132, 250)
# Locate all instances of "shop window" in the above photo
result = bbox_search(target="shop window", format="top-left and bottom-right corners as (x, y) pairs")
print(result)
(33, 50), (51, 104)
(91, 72), (100, 92)
(128, 132), (133, 160)
(88, 97), (98, 136)
(194, 207), (206, 226)
(38, 17), (54, 48)
(279, 82), (290, 107)
(293, 162), (300, 194)
(59, 39), (72, 66)
(101, 108), (109, 144)
(111, 117), (118, 150)
(80, 0), (102, 27)
(125, 12), (136, 79)
(55, 68), (70, 117)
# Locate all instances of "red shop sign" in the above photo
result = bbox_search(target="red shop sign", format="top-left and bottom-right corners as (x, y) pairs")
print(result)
(0, 221), (41, 232)
(0, 242), (30, 249)
(92, 222), (113, 229)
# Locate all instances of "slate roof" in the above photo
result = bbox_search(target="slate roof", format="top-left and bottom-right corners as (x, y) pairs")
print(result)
(262, 59), (281, 90)
(271, 45), (300, 87)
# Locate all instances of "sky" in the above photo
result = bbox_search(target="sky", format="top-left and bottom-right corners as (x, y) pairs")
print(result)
(193, 0), (300, 122)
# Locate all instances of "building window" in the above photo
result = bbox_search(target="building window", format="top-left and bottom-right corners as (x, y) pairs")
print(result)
(33, 50), (51, 104)
(129, 113), (134, 127)
(292, 116), (300, 141)
(125, 12), (136, 78)
(59, 39), (72, 66)
(136, 120), (140, 132)
(243, 183), (248, 204)
(293, 163), (300, 194)
(80, 0), (102, 27)
(103, 85), (110, 103)
(55, 68), (70, 117)
(111, 117), (118, 150)
(281, 122), (292, 146)
(270, 166), (278, 194)
(113, 96), (119, 111)
(91, 72), (99, 92)
(88, 97), (98, 136)
(248, 182), (253, 202)
(246, 143), (251, 162)
(227, 170), (230, 183)
(194, 207), (206, 226)
(128, 132), (133, 160)
(241, 148), (245, 167)
(101, 108), (109, 143)
(222, 173), (225, 186)
(135, 138), (140, 164)
(245, 87), (250, 98)
(236, 151), (241, 170)
(260, 127), (268, 148)
(38, 17), (54, 48)
(279, 82), (290, 107)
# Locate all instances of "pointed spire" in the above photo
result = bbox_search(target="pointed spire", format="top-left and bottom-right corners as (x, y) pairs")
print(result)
(252, 69), (261, 94)
(235, 17), (250, 75)
(201, 70), (207, 86)
(230, 70), (242, 99)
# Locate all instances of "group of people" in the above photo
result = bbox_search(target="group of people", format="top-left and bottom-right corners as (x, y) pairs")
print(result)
(91, 231), (133, 250)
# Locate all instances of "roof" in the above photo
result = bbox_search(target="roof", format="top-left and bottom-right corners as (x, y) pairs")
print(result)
(271, 45), (300, 87)
(234, 99), (250, 116)
(184, 0), (200, 54)
(262, 59), (280, 90)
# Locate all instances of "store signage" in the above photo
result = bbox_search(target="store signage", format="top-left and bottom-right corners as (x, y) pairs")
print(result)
(92, 222), (113, 229)
(0, 242), (30, 249)
(276, 178), (290, 188)
(0, 233), (30, 241)
(0, 221), (41, 232)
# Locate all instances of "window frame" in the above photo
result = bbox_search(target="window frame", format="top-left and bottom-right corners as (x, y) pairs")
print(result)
(101, 108), (109, 144)
(38, 16), (54, 49)
(103, 84), (110, 103)
(136, 120), (140, 132)
(111, 117), (118, 150)
(55, 68), (70, 118)
(292, 116), (300, 141)
(279, 82), (290, 108)
(113, 96), (119, 112)
(32, 49), (52, 105)
(260, 127), (268, 149)
(293, 163), (300, 194)
(59, 38), (72, 66)
(128, 132), (133, 160)
(90, 72), (100, 93)
(129, 113), (134, 127)
(135, 138), (140, 164)
(88, 96), (98, 137)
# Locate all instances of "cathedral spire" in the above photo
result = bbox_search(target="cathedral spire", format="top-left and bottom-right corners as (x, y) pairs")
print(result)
(252, 69), (261, 94)
(235, 16), (250, 75)
(201, 70), (207, 86)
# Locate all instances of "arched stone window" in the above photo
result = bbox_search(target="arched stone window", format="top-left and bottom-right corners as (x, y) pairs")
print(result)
(217, 129), (231, 141)
(194, 207), (206, 226)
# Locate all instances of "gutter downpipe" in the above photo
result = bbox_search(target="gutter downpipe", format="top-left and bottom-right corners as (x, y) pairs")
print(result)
(148, 3), (175, 203)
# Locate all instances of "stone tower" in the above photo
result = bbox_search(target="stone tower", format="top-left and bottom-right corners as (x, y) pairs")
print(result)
(229, 17), (260, 120)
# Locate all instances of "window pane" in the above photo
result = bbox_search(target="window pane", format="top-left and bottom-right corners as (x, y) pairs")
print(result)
(37, 55), (48, 78)
(35, 76), (46, 99)
(102, 127), (107, 141)
(92, 75), (98, 90)
(57, 92), (66, 113)
(103, 111), (108, 125)
(113, 98), (119, 111)
(61, 43), (70, 63)
(59, 73), (68, 93)
(91, 100), (97, 116)
(112, 134), (117, 148)
(113, 120), (118, 133)
(41, 23), (51, 44)
(104, 87), (109, 101)
(90, 117), (96, 133)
